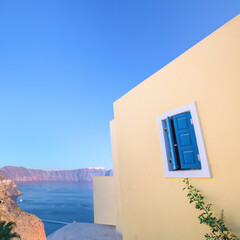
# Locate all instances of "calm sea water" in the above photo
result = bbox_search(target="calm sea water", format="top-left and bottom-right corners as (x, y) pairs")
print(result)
(15, 182), (94, 236)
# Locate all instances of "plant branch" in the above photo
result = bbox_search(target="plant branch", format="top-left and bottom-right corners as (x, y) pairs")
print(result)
(183, 178), (239, 240)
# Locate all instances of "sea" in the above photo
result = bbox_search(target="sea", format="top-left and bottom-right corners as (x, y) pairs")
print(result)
(14, 182), (94, 236)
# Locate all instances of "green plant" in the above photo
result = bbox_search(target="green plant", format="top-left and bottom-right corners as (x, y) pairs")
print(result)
(0, 221), (21, 239)
(183, 178), (239, 240)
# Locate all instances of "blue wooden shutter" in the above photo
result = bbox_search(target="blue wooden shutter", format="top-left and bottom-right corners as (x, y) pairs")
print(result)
(172, 112), (201, 170)
(166, 117), (178, 170)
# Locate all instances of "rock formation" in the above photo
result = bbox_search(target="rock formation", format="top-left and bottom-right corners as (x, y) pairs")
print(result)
(0, 171), (47, 240)
(0, 186), (47, 240)
(1, 166), (113, 183)
(0, 170), (22, 198)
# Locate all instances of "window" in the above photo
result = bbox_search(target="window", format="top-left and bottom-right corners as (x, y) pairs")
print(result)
(157, 102), (211, 178)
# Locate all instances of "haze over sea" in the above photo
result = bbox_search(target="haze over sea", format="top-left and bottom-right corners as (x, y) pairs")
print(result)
(15, 182), (94, 236)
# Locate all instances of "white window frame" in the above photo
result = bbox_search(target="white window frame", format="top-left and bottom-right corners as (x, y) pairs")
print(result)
(157, 102), (211, 178)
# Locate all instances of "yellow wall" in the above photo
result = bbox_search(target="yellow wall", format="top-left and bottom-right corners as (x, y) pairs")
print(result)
(110, 120), (122, 233)
(93, 122), (123, 232)
(93, 176), (116, 225)
(112, 15), (240, 240)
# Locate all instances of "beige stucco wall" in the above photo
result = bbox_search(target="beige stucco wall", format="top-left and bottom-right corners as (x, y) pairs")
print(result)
(93, 176), (116, 225)
(110, 120), (122, 233)
(92, 122), (122, 231)
(112, 15), (240, 240)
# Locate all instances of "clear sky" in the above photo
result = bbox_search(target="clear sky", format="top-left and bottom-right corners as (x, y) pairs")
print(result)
(0, 1), (239, 170)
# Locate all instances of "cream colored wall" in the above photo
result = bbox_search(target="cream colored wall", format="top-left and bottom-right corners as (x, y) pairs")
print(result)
(92, 122), (122, 231)
(113, 15), (240, 240)
(110, 120), (122, 233)
(93, 176), (116, 225)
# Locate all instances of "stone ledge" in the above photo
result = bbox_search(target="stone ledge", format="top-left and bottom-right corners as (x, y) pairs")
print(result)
(47, 222), (122, 240)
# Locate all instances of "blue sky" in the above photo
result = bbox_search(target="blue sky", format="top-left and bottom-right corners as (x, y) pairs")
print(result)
(0, 1), (239, 170)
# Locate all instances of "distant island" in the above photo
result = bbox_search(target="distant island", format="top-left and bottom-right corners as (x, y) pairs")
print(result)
(1, 166), (113, 183)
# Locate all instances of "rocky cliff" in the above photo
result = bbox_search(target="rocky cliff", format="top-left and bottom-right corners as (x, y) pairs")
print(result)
(0, 170), (22, 198)
(1, 166), (113, 183)
(0, 171), (47, 240)
(0, 185), (47, 240)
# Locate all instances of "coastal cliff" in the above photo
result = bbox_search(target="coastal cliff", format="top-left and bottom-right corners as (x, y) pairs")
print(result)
(1, 166), (113, 183)
(0, 186), (47, 240)
(0, 170), (22, 198)
(0, 171), (47, 240)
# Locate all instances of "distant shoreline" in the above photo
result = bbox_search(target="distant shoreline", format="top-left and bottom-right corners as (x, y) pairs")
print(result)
(1, 166), (113, 183)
